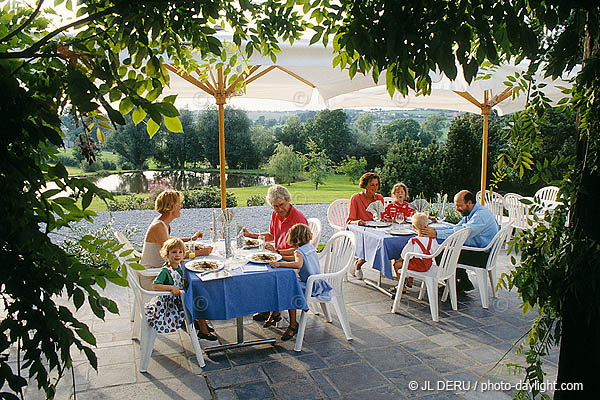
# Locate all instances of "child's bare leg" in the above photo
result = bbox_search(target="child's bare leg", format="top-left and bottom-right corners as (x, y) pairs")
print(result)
(288, 309), (297, 327)
(197, 319), (209, 334)
(355, 258), (366, 271)
(393, 258), (403, 276)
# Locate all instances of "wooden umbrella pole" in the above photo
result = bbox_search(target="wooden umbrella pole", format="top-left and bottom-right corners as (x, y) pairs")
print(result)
(216, 67), (227, 210)
(480, 102), (490, 205)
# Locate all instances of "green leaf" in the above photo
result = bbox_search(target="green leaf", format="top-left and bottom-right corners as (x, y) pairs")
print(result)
(108, 89), (122, 102)
(49, 164), (68, 179)
(73, 288), (85, 309)
(146, 88), (161, 102)
(82, 191), (93, 210)
(82, 347), (98, 370)
(164, 116), (183, 133)
(42, 189), (62, 198)
(163, 94), (178, 104)
(132, 107), (147, 125)
(147, 118), (160, 138)
(119, 98), (134, 115)
(310, 30), (322, 45)
(76, 324), (96, 346)
(103, 102), (126, 125)
(153, 102), (179, 117)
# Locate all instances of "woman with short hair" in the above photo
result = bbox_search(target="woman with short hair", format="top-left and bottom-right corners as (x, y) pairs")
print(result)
(346, 172), (384, 279)
(141, 190), (207, 269)
(243, 184), (308, 324)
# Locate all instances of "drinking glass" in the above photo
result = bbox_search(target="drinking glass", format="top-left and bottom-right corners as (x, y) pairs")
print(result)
(258, 235), (265, 251)
(396, 214), (405, 224)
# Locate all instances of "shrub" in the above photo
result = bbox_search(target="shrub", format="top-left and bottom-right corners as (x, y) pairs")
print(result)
(80, 159), (103, 172)
(56, 153), (79, 167)
(60, 221), (139, 269)
(182, 186), (237, 208)
(107, 194), (151, 211)
(246, 194), (265, 207)
(102, 160), (117, 170)
(107, 186), (238, 211)
(443, 205), (462, 224)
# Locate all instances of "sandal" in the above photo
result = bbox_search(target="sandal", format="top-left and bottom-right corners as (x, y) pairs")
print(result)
(252, 312), (270, 321)
(281, 324), (298, 341)
(387, 286), (406, 299)
(263, 312), (282, 328)
(197, 331), (218, 341)
(194, 320), (215, 333)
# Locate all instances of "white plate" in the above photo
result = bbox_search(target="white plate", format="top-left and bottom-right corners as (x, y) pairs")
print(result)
(364, 221), (392, 228)
(245, 252), (282, 264)
(186, 258), (224, 272)
(242, 239), (260, 249)
(388, 229), (416, 236)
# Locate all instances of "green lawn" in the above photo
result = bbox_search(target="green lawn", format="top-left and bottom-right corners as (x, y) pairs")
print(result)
(229, 174), (357, 206)
(83, 174), (359, 212)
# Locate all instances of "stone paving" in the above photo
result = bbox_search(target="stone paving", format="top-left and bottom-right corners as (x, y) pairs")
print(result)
(16, 250), (559, 400)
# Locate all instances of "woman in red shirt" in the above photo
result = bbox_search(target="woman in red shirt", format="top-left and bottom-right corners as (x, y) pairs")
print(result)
(347, 172), (384, 279)
(382, 182), (416, 223)
(243, 184), (308, 326)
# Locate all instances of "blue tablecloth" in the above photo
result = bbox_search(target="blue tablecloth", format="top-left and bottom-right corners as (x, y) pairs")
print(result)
(183, 262), (308, 321)
(347, 224), (446, 279)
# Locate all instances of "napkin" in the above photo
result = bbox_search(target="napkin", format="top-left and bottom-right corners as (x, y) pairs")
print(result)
(198, 270), (231, 281)
(241, 264), (268, 273)
(366, 200), (385, 220)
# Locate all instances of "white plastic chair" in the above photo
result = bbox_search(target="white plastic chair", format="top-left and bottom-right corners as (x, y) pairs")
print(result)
(391, 227), (471, 322)
(327, 199), (350, 232)
(503, 193), (532, 248)
(503, 193), (531, 232)
(534, 186), (560, 215)
(456, 224), (513, 309)
(121, 259), (206, 371)
(534, 186), (559, 203)
(383, 196), (395, 208)
(114, 230), (141, 258)
(476, 190), (505, 225)
(307, 218), (322, 247)
(409, 198), (429, 213)
(295, 231), (356, 352)
(114, 231), (160, 323)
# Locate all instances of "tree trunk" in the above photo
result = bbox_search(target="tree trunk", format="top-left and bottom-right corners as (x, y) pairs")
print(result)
(555, 12), (600, 399)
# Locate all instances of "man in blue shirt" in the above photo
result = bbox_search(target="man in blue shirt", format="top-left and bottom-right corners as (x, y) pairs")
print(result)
(424, 190), (500, 293)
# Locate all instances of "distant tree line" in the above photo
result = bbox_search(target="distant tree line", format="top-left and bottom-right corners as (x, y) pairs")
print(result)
(62, 106), (574, 198)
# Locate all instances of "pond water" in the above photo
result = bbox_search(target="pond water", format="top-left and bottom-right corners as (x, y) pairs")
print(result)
(86, 170), (275, 194)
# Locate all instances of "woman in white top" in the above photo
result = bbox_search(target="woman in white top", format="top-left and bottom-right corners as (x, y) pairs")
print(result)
(140, 189), (217, 339)
(141, 189), (209, 268)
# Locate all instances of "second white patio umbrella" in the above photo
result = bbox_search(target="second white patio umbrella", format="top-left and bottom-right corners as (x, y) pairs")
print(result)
(327, 62), (578, 203)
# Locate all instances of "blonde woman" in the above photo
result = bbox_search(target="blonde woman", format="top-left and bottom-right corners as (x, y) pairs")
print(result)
(141, 189), (209, 270)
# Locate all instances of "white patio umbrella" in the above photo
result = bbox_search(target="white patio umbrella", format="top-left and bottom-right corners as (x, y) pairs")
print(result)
(162, 35), (380, 209)
(163, 35), (576, 207)
(327, 62), (578, 202)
